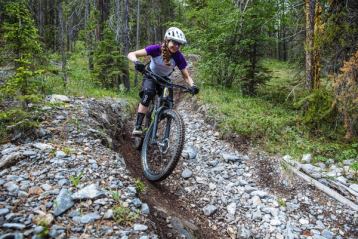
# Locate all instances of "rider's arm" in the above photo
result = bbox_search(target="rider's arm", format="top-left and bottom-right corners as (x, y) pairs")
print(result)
(127, 49), (148, 63)
(181, 68), (195, 87)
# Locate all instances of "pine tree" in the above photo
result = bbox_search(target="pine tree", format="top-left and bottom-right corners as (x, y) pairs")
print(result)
(93, 26), (126, 89)
(1, 0), (44, 107)
(0, 0), (44, 140)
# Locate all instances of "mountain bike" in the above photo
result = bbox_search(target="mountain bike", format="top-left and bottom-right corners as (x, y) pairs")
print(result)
(132, 69), (192, 182)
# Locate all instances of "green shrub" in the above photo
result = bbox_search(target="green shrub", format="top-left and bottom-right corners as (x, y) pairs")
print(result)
(295, 88), (336, 131)
(112, 205), (139, 226)
(135, 179), (146, 193)
(69, 172), (84, 188)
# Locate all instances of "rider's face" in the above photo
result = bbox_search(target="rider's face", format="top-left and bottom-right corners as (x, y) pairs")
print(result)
(168, 40), (181, 53)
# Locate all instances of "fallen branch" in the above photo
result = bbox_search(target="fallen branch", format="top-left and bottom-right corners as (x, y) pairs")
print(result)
(325, 178), (358, 201)
(282, 158), (358, 211)
(0, 152), (24, 169)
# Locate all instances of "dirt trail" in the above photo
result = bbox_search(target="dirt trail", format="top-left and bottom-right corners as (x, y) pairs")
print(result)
(117, 131), (221, 239)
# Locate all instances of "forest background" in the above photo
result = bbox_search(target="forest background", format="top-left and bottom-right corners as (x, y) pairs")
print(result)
(0, 0), (357, 171)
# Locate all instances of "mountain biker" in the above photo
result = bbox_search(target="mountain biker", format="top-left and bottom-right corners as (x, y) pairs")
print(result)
(128, 27), (199, 136)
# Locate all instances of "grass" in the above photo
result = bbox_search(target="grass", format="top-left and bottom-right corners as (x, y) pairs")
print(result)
(43, 41), (139, 109)
(112, 205), (139, 226)
(197, 59), (358, 163)
(111, 190), (121, 202)
(135, 179), (146, 193)
(69, 172), (84, 188)
(258, 59), (303, 106)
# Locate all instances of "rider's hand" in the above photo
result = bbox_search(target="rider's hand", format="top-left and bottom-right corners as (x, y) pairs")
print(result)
(189, 85), (199, 95)
(134, 61), (146, 73)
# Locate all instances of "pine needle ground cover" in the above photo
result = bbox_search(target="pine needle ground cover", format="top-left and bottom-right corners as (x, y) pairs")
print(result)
(198, 59), (358, 163)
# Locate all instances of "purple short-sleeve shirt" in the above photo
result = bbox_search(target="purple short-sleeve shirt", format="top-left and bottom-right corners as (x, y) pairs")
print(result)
(145, 44), (187, 76)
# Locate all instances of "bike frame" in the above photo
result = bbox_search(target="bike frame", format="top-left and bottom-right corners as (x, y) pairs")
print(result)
(143, 70), (189, 146)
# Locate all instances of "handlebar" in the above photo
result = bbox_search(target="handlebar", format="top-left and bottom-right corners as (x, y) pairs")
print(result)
(142, 69), (191, 93)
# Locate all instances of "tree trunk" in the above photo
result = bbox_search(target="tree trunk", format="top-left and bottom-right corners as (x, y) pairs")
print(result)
(58, 0), (68, 85)
(305, 0), (315, 90)
(85, 0), (94, 70)
(114, 0), (121, 43)
(312, 3), (322, 89)
(135, 0), (140, 86)
(122, 0), (130, 91)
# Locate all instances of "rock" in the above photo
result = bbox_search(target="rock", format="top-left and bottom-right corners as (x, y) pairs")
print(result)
(181, 168), (193, 179)
(322, 229), (334, 239)
(1, 146), (18, 155)
(227, 225), (237, 239)
(209, 183), (216, 190)
(326, 158), (335, 165)
(283, 155), (293, 161)
(2, 223), (26, 230)
(343, 159), (354, 166)
(73, 213), (101, 224)
(133, 224), (148, 231)
(4, 181), (19, 192)
(53, 189), (74, 216)
(141, 203), (150, 215)
(183, 145), (198, 159)
(222, 153), (241, 162)
(237, 226), (251, 239)
(270, 218), (282, 226)
(58, 179), (68, 186)
(22, 150), (37, 157)
(208, 160), (219, 167)
(132, 198), (142, 208)
(72, 184), (105, 200)
(0, 233), (24, 239)
(47, 94), (70, 103)
(18, 191), (28, 198)
(33, 143), (53, 151)
(0, 208), (10, 216)
(251, 190), (268, 198)
(226, 202), (236, 215)
(34, 226), (45, 234)
(28, 186), (44, 195)
(302, 154), (312, 163)
(103, 209), (113, 219)
(127, 186), (137, 194)
(41, 184), (52, 191)
(203, 204), (217, 216)
(299, 218), (309, 225)
(252, 209), (262, 221)
(251, 196), (262, 206)
(33, 211), (54, 225)
(55, 151), (66, 158)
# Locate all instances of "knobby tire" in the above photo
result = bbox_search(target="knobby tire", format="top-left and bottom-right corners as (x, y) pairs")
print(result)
(141, 109), (185, 181)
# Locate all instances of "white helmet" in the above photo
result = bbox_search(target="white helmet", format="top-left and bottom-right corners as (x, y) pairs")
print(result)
(164, 27), (187, 45)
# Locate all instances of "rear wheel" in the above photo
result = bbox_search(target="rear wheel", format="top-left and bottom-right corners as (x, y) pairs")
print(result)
(141, 109), (185, 181)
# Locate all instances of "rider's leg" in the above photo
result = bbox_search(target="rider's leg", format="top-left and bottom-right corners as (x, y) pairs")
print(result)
(133, 103), (148, 133)
(133, 88), (155, 135)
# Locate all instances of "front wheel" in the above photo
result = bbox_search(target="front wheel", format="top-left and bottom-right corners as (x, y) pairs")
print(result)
(141, 109), (185, 181)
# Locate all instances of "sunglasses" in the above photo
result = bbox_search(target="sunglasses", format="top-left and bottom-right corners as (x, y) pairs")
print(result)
(170, 40), (182, 47)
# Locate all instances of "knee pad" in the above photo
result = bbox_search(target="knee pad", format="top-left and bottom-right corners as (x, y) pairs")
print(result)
(140, 90), (155, 107)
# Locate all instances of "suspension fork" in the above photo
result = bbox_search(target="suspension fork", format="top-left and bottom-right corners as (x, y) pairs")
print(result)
(149, 106), (166, 145)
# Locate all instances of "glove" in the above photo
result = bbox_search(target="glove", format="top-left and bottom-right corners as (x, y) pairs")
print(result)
(134, 61), (146, 73)
(189, 85), (199, 95)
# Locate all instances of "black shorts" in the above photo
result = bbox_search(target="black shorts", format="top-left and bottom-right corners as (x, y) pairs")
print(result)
(139, 75), (173, 98)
